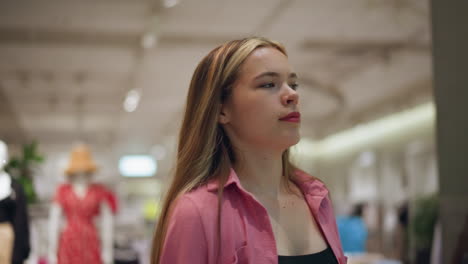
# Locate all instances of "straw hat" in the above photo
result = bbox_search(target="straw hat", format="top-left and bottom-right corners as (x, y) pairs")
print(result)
(65, 144), (98, 175)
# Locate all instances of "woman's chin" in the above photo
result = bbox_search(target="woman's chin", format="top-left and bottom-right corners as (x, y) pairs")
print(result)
(276, 134), (301, 150)
(288, 136), (301, 148)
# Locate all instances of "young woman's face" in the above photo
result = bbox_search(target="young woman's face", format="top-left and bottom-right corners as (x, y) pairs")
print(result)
(220, 47), (300, 152)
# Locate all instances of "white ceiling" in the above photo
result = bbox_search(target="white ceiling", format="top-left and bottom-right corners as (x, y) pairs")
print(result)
(0, 0), (433, 175)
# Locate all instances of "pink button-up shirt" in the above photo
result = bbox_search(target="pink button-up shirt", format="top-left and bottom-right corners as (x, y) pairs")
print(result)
(160, 168), (347, 264)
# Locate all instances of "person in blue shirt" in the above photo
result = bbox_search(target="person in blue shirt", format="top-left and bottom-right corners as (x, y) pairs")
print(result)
(337, 203), (369, 254)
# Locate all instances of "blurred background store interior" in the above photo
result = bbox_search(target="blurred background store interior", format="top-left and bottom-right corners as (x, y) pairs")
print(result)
(1, 0), (467, 264)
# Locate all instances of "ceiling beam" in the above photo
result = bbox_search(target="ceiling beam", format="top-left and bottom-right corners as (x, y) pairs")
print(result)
(0, 27), (239, 49)
(253, 0), (295, 34)
(300, 39), (431, 53)
(300, 76), (346, 122)
(316, 78), (433, 138)
(0, 27), (140, 49)
(0, 85), (26, 144)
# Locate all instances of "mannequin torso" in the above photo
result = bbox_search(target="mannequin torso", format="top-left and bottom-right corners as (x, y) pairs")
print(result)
(0, 172), (12, 201)
(0, 141), (12, 200)
(49, 173), (114, 264)
(0, 140), (31, 264)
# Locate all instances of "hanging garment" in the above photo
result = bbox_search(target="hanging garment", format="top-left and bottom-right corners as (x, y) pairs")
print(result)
(0, 223), (14, 264)
(54, 183), (116, 264)
(0, 179), (30, 264)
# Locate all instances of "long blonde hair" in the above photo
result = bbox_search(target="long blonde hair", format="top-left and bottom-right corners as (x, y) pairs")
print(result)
(151, 37), (298, 263)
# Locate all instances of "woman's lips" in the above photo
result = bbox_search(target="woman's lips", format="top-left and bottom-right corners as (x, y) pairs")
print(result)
(279, 112), (301, 123)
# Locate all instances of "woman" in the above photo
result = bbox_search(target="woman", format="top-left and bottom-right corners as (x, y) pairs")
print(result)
(151, 37), (346, 264)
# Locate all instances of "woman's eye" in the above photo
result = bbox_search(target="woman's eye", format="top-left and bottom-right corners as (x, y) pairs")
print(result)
(260, 83), (275, 88)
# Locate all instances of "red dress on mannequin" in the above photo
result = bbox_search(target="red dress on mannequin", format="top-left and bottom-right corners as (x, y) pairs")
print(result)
(54, 183), (117, 264)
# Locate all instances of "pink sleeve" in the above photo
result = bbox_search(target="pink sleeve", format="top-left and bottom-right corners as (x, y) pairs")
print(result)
(159, 196), (208, 264)
(96, 185), (118, 214)
(103, 189), (118, 214)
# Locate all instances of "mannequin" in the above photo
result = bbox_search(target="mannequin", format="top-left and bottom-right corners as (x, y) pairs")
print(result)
(0, 140), (30, 264)
(48, 144), (115, 264)
(0, 141), (12, 200)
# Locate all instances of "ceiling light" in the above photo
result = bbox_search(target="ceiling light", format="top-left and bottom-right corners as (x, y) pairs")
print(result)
(163, 0), (179, 8)
(294, 102), (435, 159)
(123, 89), (140, 113)
(141, 33), (157, 49)
(119, 155), (157, 177)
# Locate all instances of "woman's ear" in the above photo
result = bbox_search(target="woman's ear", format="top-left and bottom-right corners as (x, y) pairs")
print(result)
(219, 104), (230, 124)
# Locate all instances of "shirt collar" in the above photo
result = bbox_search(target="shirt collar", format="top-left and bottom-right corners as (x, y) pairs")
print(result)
(291, 169), (329, 199)
(207, 167), (329, 200)
(207, 167), (239, 192)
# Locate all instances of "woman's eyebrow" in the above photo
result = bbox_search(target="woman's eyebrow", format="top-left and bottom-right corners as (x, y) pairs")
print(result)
(254, 71), (279, 80)
(254, 72), (298, 80)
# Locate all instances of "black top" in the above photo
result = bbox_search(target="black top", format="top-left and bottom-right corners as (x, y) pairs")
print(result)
(278, 247), (338, 264)
(0, 178), (30, 264)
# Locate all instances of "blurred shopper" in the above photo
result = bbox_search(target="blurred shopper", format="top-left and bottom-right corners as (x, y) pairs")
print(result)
(337, 203), (369, 254)
(396, 202), (409, 264)
(150, 37), (346, 264)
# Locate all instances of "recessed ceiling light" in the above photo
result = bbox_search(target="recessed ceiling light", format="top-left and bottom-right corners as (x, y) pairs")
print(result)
(123, 89), (140, 113)
(119, 155), (157, 177)
(141, 33), (157, 49)
(163, 0), (179, 8)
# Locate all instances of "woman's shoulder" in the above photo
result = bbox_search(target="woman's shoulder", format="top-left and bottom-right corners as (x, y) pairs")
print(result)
(164, 186), (222, 238)
(293, 169), (326, 185)
(171, 185), (219, 218)
(292, 169), (330, 195)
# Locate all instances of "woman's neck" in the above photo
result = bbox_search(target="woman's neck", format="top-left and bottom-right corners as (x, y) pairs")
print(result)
(234, 147), (284, 198)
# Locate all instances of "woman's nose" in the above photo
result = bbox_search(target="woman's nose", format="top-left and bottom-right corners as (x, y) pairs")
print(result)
(282, 86), (299, 106)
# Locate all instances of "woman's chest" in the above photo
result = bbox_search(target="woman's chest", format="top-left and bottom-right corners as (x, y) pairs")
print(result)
(259, 195), (328, 256)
